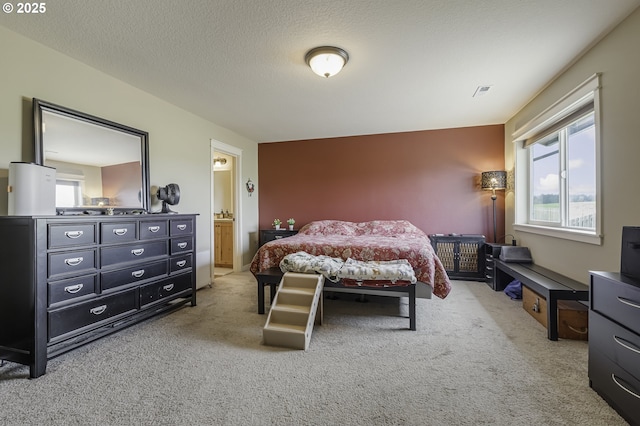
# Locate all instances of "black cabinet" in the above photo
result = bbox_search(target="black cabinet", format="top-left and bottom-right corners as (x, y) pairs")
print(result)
(429, 234), (485, 281)
(589, 271), (640, 425)
(259, 229), (298, 247)
(484, 243), (511, 290)
(0, 214), (197, 378)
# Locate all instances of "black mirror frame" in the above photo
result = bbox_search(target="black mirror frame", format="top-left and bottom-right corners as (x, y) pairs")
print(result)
(33, 98), (151, 214)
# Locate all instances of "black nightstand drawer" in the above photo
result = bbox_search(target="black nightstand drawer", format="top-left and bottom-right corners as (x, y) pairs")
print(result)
(48, 289), (137, 340)
(589, 347), (640, 425)
(590, 310), (640, 380)
(592, 274), (640, 332)
(259, 229), (298, 246)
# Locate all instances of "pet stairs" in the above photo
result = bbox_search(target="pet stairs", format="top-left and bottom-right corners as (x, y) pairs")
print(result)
(263, 272), (324, 350)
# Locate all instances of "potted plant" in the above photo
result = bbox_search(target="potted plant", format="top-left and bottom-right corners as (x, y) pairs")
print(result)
(287, 218), (295, 230)
(273, 218), (282, 230)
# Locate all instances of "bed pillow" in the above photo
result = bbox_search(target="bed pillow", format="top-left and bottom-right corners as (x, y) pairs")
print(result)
(298, 220), (357, 236)
(354, 220), (423, 237)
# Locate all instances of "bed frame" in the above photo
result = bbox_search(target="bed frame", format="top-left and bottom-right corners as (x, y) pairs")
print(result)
(254, 267), (422, 330)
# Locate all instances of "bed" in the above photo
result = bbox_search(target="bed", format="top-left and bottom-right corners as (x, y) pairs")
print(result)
(249, 220), (452, 329)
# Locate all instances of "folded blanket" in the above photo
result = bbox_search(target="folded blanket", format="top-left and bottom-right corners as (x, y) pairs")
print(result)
(279, 251), (344, 282)
(336, 258), (417, 284)
(279, 252), (417, 284)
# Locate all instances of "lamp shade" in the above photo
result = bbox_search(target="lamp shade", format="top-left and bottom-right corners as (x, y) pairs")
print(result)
(305, 46), (349, 78)
(481, 171), (507, 190)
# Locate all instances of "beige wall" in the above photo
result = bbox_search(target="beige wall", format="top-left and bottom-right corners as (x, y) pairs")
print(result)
(504, 7), (640, 283)
(0, 26), (260, 287)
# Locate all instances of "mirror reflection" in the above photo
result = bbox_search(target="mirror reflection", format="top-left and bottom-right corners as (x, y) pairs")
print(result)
(34, 99), (150, 212)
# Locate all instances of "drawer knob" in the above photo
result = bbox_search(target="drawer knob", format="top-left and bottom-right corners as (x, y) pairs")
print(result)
(64, 230), (84, 239)
(178, 242), (188, 249)
(64, 283), (84, 294)
(131, 248), (145, 256)
(132, 269), (145, 278)
(148, 226), (160, 233)
(90, 305), (107, 315)
(64, 257), (84, 266)
(176, 260), (187, 267)
(113, 228), (128, 236)
(163, 284), (174, 292)
(177, 224), (187, 231)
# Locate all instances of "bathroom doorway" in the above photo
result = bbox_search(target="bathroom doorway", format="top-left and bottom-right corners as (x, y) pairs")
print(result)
(211, 140), (242, 281)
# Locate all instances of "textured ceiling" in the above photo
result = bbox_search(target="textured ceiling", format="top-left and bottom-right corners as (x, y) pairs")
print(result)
(1, 0), (639, 143)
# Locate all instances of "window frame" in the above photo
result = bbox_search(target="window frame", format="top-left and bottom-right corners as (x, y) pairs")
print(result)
(512, 73), (602, 245)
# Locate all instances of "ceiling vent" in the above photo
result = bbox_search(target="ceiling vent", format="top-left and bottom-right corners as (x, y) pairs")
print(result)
(473, 85), (492, 97)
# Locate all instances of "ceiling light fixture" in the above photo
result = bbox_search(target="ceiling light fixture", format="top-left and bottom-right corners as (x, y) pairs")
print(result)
(305, 46), (349, 78)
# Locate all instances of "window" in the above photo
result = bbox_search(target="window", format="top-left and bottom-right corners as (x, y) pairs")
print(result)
(56, 180), (82, 207)
(513, 74), (601, 244)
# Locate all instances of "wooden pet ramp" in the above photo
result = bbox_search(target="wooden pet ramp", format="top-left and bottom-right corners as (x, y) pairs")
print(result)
(263, 272), (324, 350)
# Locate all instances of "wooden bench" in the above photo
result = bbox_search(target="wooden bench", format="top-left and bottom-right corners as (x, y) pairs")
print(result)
(254, 267), (417, 330)
(494, 260), (589, 341)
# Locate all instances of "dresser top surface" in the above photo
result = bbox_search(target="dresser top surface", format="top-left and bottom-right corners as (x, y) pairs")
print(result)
(591, 270), (640, 288)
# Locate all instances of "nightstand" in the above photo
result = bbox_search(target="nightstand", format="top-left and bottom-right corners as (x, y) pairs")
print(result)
(429, 234), (485, 281)
(484, 243), (510, 290)
(259, 229), (298, 247)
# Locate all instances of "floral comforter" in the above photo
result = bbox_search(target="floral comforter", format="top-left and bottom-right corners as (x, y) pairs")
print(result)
(250, 220), (452, 299)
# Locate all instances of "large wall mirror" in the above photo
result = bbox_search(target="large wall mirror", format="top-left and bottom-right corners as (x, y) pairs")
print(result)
(33, 99), (150, 213)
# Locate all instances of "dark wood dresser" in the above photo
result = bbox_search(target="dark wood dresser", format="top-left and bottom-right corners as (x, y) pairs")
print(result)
(0, 214), (197, 378)
(589, 271), (640, 425)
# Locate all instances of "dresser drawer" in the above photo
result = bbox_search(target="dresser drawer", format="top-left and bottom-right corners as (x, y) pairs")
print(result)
(48, 249), (97, 278)
(48, 223), (96, 248)
(592, 274), (640, 332)
(100, 240), (168, 267)
(171, 237), (193, 254)
(170, 218), (193, 236)
(140, 273), (192, 307)
(100, 222), (137, 244)
(589, 347), (640, 425)
(170, 253), (193, 274)
(48, 274), (98, 306)
(590, 311), (640, 380)
(48, 289), (137, 340)
(139, 220), (168, 240)
(100, 260), (168, 292)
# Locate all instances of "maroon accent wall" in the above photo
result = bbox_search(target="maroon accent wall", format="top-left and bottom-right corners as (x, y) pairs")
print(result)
(258, 125), (506, 242)
(102, 161), (142, 206)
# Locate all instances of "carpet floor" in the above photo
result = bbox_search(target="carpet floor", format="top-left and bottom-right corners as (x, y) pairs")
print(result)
(0, 272), (627, 425)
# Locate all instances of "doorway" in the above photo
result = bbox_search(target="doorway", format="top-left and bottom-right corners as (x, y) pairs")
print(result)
(211, 140), (242, 282)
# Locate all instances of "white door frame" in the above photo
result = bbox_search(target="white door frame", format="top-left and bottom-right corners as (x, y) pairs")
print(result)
(211, 139), (243, 280)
